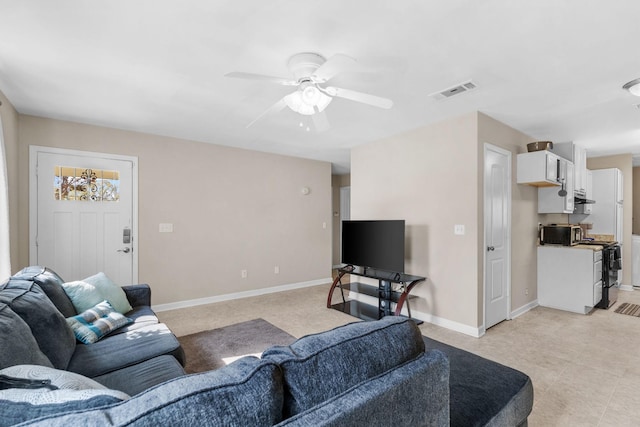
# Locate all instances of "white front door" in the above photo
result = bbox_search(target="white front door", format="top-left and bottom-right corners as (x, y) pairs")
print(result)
(30, 146), (138, 284)
(484, 144), (511, 329)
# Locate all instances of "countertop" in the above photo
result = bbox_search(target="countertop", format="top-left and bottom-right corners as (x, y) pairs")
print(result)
(539, 244), (603, 251)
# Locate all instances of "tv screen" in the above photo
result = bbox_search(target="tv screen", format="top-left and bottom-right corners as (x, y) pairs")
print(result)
(341, 220), (405, 273)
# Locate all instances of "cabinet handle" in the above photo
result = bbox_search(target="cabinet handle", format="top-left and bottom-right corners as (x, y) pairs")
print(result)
(487, 246), (495, 251)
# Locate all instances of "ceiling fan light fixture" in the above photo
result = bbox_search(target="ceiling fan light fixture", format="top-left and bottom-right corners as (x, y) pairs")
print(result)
(284, 86), (332, 116)
(623, 78), (640, 96)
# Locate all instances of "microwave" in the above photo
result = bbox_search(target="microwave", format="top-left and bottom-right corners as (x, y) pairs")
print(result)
(539, 225), (582, 246)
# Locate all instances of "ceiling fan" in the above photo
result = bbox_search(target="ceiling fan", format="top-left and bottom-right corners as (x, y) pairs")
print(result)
(225, 52), (393, 130)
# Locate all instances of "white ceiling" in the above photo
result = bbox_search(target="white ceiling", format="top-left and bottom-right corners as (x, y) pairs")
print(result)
(2, 1), (640, 174)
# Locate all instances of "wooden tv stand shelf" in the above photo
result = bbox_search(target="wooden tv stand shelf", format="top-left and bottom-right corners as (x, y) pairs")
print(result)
(327, 266), (425, 323)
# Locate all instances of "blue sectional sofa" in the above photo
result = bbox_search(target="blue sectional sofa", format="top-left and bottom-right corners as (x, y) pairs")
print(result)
(1, 266), (533, 426)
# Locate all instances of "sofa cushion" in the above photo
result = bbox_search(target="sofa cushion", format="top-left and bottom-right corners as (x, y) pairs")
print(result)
(0, 303), (53, 369)
(0, 364), (128, 427)
(20, 357), (284, 427)
(0, 280), (76, 370)
(262, 316), (425, 417)
(109, 305), (158, 334)
(10, 266), (76, 317)
(0, 395), (121, 427)
(93, 355), (186, 396)
(67, 322), (185, 377)
(66, 300), (132, 344)
(275, 350), (450, 427)
(424, 336), (534, 427)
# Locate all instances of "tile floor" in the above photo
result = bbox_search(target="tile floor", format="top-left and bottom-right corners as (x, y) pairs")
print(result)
(158, 284), (640, 427)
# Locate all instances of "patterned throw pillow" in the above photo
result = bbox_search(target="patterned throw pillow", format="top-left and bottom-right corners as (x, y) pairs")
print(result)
(66, 301), (132, 344)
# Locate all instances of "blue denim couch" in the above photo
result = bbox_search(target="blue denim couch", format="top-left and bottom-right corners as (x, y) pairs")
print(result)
(8, 315), (533, 426)
(0, 267), (186, 398)
(2, 266), (533, 426)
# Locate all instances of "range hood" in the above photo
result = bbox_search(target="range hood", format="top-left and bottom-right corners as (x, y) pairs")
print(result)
(574, 195), (595, 205)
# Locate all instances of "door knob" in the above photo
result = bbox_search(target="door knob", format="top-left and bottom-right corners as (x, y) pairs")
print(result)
(117, 247), (131, 253)
(487, 246), (495, 251)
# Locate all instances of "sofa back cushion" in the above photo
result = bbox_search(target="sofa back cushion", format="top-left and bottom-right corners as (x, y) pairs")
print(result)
(275, 350), (450, 427)
(262, 316), (425, 418)
(0, 303), (53, 369)
(10, 266), (77, 317)
(21, 356), (284, 427)
(0, 280), (76, 370)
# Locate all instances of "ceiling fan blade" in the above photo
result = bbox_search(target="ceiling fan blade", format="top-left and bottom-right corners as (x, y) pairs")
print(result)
(246, 97), (288, 128)
(325, 86), (393, 109)
(225, 72), (297, 86)
(312, 54), (358, 83)
(312, 108), (330, 132)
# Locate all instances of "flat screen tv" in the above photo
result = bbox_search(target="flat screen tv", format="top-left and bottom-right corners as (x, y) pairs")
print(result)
(341, 220), (405, 273)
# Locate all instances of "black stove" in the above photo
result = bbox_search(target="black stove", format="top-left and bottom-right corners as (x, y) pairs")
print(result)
(579, 241), (622, 309)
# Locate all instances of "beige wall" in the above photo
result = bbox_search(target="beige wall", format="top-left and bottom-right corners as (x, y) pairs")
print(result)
(331, 174), (350, 266)
(587, 154), (633, 286)
(477, 113), (538, 318)
(17, 115), (332, 305)
(351, 112), (537, 331)
(0, 90), (20, 272)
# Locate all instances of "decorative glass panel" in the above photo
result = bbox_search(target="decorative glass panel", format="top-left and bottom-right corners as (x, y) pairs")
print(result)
(54, 166), (120, 202)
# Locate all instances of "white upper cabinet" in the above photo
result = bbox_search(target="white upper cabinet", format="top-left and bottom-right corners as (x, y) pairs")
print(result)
(516, 150), (561, 186)
(551, 142), (587, 196)
(538, 159), (575, 213)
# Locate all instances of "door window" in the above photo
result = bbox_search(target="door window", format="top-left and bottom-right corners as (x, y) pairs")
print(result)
(53, 166), (120, 202)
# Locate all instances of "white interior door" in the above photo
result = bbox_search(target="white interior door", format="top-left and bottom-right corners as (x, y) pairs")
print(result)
(484, 144), (511, 329)
(30, 147), (138, 285)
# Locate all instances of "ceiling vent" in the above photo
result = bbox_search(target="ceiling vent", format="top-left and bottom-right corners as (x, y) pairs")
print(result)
(429, 80), (478, 100)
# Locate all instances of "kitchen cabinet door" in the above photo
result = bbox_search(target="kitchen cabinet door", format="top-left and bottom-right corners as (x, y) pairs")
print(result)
(538, 159), (574, 213)
(517, 151), (560, 186)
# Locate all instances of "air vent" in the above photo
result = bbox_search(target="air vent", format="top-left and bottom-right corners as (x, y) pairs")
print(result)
(429, 80), (478, 100)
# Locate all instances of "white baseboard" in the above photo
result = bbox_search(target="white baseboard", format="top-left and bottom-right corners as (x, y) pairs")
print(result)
(510, 299), (539, 319)
(348, 292), (484, 338)
(152, 277), (332, 313)
(619, 284), (634, 292)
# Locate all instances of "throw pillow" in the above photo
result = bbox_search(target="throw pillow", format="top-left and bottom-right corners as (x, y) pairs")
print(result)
(62, 272), (132, 315)
(66, 301), (132, 344)
(61, 280), (103, 314)
(0, 364), (129, 426)
(82, 272), (133, 314)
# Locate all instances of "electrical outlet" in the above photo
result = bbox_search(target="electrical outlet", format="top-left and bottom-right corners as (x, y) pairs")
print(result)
(274, 266), (279, 274)
(525, 288), (529, 296)
(454, 224), (465, 235)
(241, 270), (247, 279)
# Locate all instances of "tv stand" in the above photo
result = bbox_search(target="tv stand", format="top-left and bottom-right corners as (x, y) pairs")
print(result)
(327, 265), (425, 323)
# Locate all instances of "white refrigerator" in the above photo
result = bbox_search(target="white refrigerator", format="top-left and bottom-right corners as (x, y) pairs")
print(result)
(589, 168), (623, 282)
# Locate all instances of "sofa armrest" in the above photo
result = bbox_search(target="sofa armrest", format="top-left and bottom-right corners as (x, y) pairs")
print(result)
(122, 284), (151, 307)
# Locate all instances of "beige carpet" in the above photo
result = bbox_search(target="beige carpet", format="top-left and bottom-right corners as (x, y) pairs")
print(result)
(614, 302), (640, 317)
(177, 318), (296, 373)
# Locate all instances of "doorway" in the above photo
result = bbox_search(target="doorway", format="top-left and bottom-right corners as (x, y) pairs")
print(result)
(483, 143), (512, 329)
(339, 186), (351, 265)
(29, 146), (138, 284)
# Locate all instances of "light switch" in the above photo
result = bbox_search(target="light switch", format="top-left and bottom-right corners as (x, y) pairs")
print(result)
(159, 223), (173, 233)
(454, 224), (465, 235)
